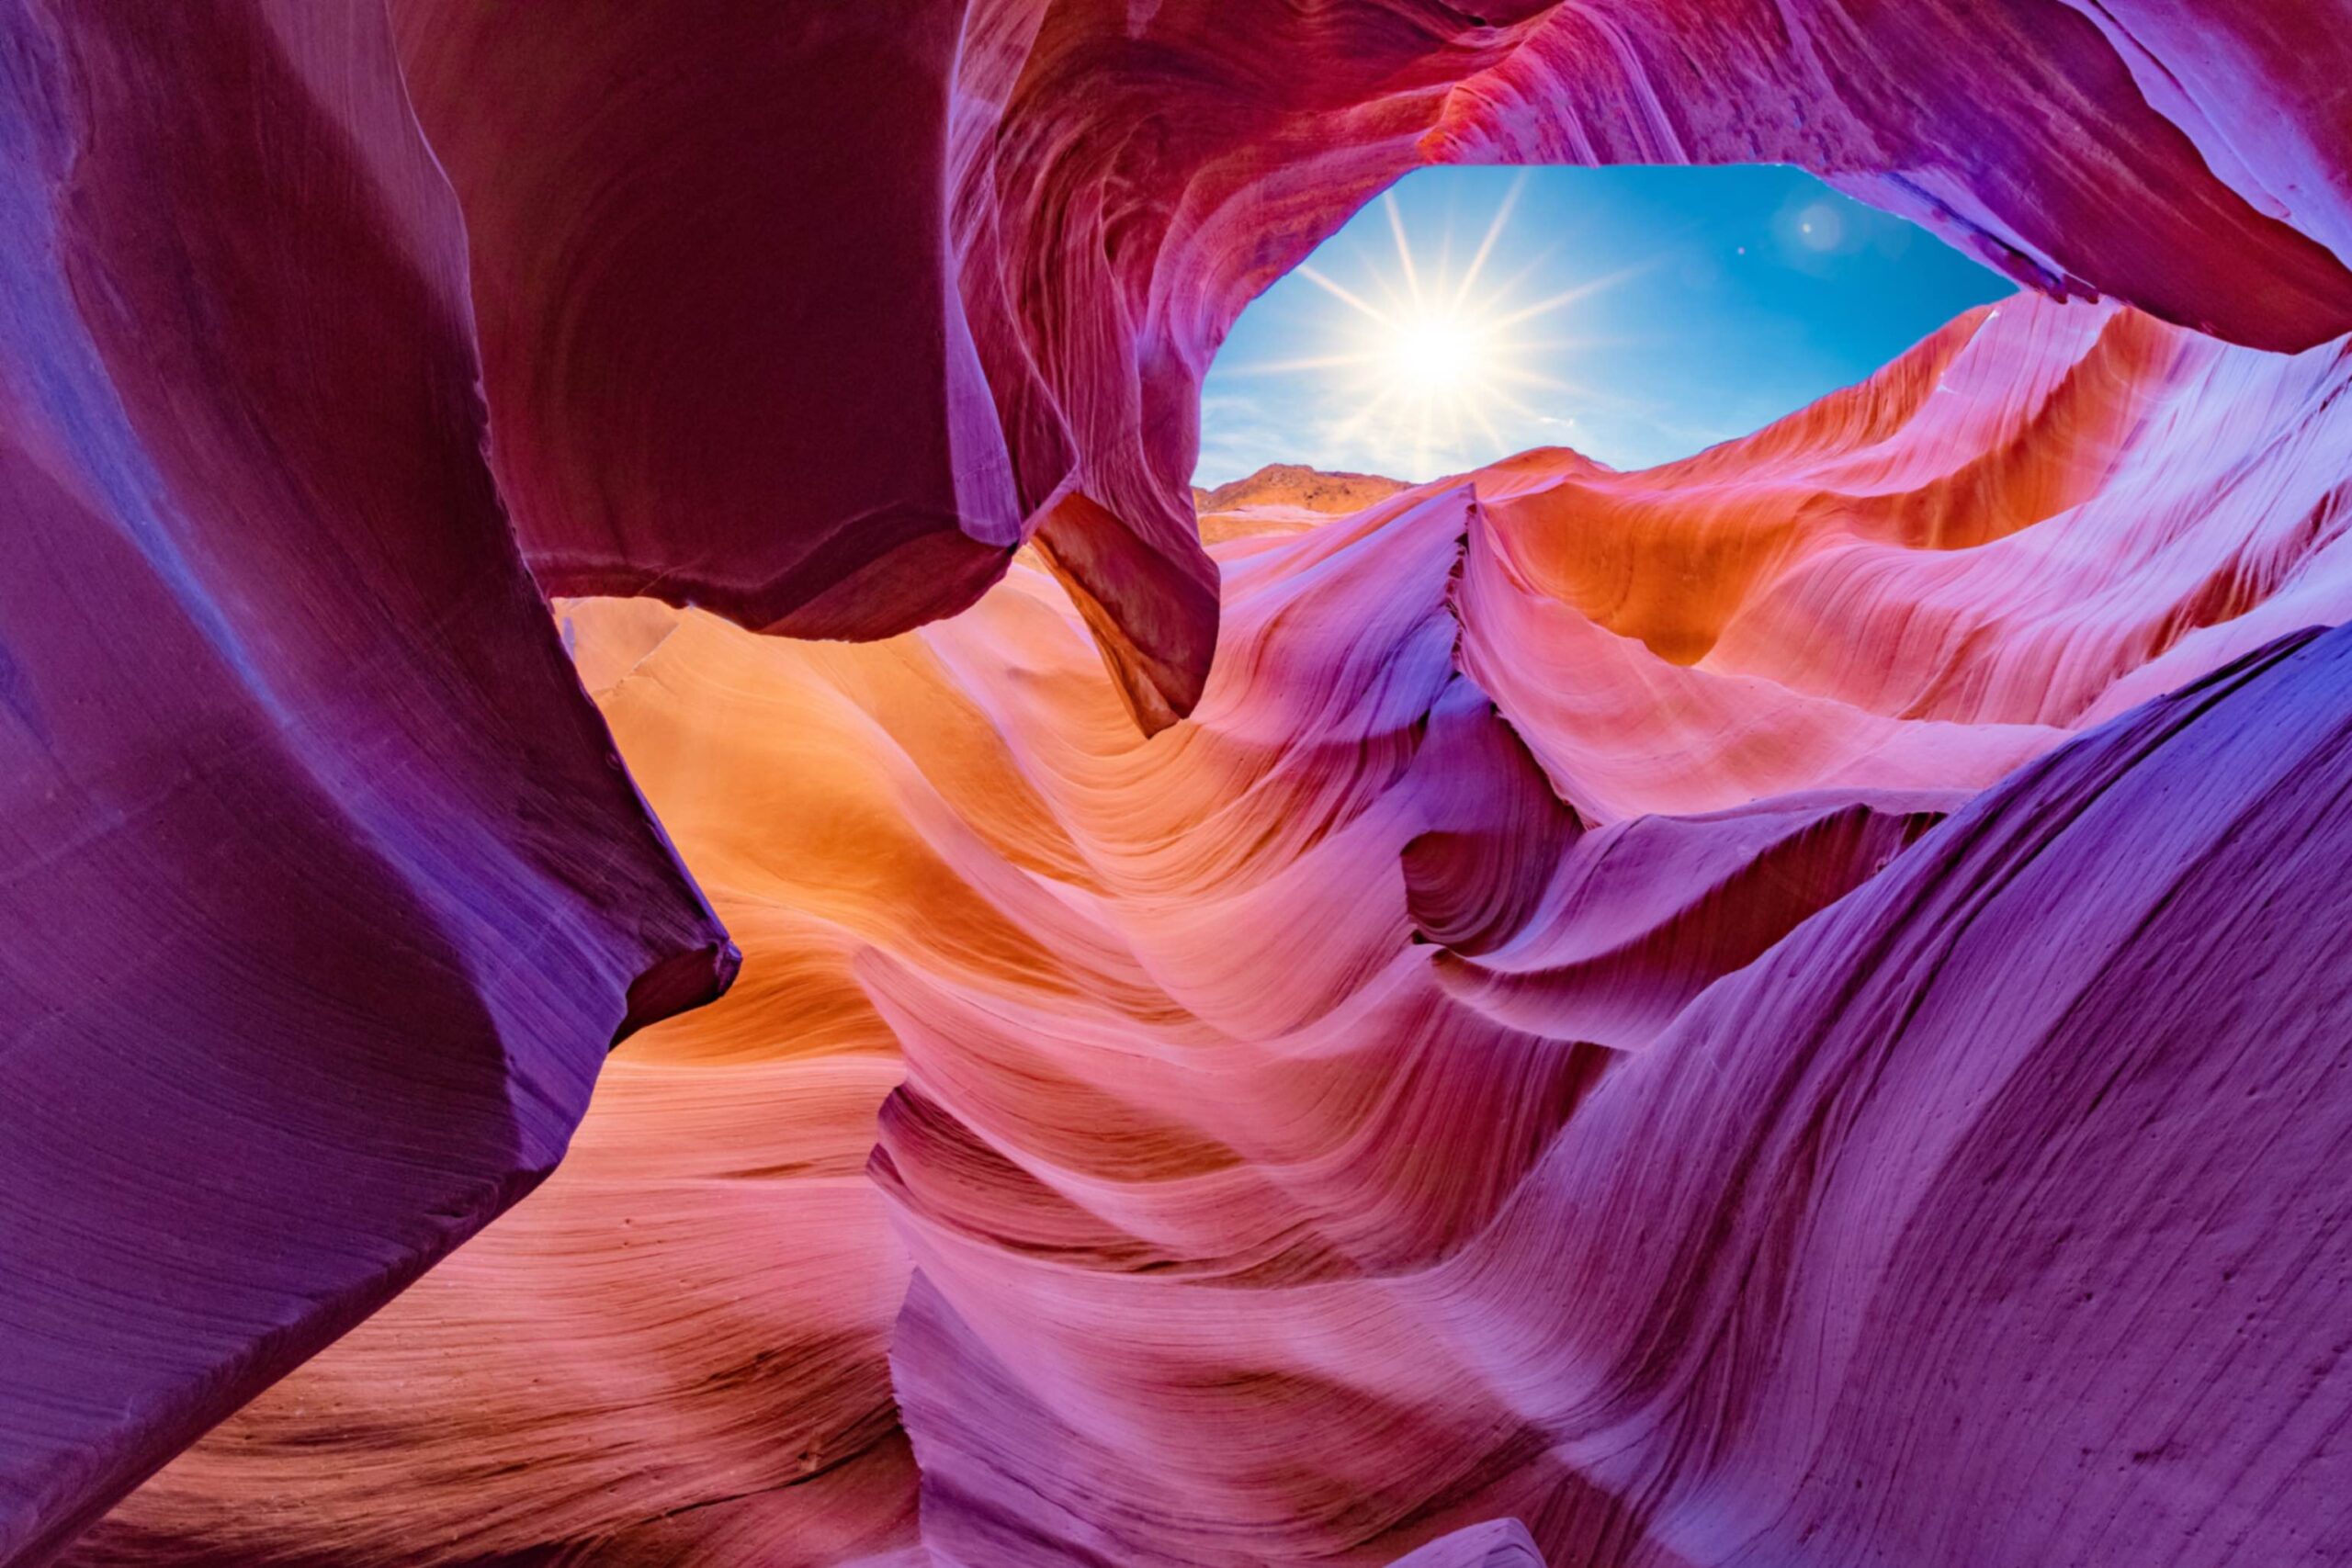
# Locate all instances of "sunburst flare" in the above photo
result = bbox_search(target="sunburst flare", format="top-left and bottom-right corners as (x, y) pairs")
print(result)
(1220, 175), (1646, 477)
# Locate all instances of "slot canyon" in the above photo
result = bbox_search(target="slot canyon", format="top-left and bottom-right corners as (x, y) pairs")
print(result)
(5, 4), (2352, 1566)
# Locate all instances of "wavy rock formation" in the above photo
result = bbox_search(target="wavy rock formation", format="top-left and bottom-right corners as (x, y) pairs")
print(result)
(1381, 619), (2352, 1567)
(368, 0), (2352, 733)
(386, 0), (1029, 646)
(67, 602), (926, 1568)
(1387, 1522), (1550, 1568)
(876, 299), (2352, 1568)
(18, 3), (2352, 1563)
(0, 6), (732, 1562)
(79, 293), (2352, 1565)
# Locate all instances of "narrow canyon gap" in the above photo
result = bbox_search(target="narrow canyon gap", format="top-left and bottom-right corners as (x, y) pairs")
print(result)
(6, 4), (2352, 1567)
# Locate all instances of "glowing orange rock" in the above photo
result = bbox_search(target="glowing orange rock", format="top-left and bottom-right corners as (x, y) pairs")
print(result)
(86, 292), (2352, 1565)
(377, 0), (2352, 730)
(25, 3), (2352, 1562)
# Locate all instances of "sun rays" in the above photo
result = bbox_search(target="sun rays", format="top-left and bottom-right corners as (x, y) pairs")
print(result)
(1217, 175), (1645, 478)
(1196, 164), (2017, 487)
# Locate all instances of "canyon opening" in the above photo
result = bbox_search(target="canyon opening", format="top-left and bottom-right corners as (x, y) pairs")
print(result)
(7, 6), (2352, 1568)
(1198, 164), (2013, 487)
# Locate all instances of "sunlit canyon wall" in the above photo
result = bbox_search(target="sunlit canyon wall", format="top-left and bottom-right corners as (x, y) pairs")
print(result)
(7, 3), (2352, 1567)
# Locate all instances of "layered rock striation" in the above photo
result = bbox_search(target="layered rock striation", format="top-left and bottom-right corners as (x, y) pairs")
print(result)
(14, 1), (2352, 1562)
(0, 7), (732, 1562)
(76, 294), (2352, 1566)
(383, 0), (2352, 729)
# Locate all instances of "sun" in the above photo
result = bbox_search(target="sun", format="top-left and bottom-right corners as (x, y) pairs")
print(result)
(1218, 175), (1638, 478)
(1387, 313), (1484, 389)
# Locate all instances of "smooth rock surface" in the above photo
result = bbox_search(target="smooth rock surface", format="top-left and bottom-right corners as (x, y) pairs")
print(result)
(0, 5), (733, 1561)
(82, 297), (2352, 1565)
(22, 3), (2352, 1562)
(385, 0), (2352, 729)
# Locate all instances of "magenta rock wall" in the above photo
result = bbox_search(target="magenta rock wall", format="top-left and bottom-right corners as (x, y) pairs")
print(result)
(6, 2), (2352, 1566)
(0, 6), (735, 1562)
(385, 0), (2352, 729)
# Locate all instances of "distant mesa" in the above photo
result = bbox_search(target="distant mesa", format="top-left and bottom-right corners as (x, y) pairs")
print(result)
(1192, 463), (1410, 541)
(1193, 462), (1408, 513)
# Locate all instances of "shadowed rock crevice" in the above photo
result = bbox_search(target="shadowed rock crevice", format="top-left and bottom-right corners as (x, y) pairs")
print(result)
(16, 4), (2352, 1565)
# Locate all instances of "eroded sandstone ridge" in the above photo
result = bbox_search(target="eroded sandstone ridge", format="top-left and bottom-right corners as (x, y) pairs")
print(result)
(8, 1), (2352, 1564)
(74, 295), (2352, 1566)
(0, 7), (736, 1563)
(386, 0), (2352, 730)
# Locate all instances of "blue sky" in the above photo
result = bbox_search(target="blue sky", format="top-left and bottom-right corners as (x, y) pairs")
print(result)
(1195, 164), (2015, 486)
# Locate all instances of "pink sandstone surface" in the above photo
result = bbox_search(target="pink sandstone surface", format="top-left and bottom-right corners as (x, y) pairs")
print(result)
(7, 3), (2352, 1565)
(71, 292), (2352, 1565)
